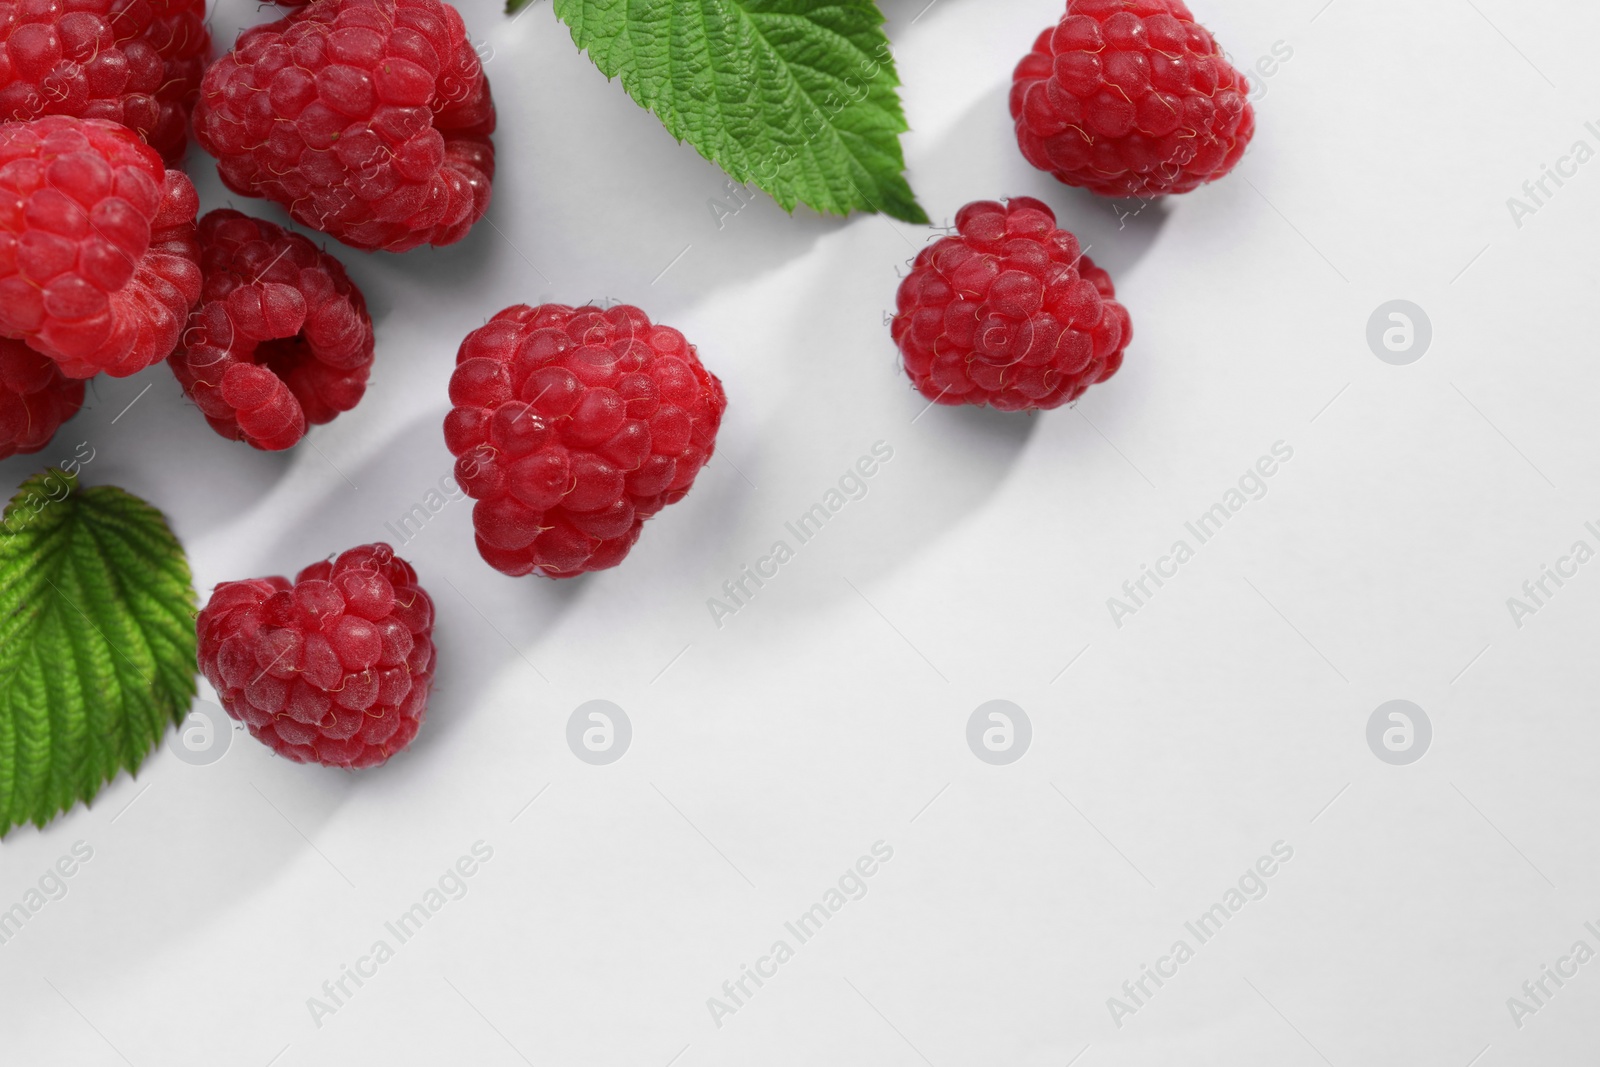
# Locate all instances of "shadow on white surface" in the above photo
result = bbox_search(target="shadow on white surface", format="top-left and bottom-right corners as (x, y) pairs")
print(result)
(0, 370), (299, 540)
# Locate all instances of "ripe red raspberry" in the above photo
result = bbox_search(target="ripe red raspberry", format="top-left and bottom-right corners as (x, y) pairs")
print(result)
(0, 0), (209, 165)
(197, 543), (436, 769)
(1011, 0), (1255, 198)
(0, 115), (201, 379)
(168, 210), (375, 451)
(892, 198), (1131, 412)
(0, 336), (85, 459)
(445, 304), (728, 578)
(194, 0), (496, 253)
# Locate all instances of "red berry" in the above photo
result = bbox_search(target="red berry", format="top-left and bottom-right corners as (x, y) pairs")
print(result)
(197, 543), (436, 769)
(168, 210), (376, 451)
(1011, 0), (1255, 197)
(445, 304), (728, 578)
(0, 116), (201, 379)
(0, 337), (85, 459)
(891, 198), (1131, 412)
(194, 0), (496, 253)
(0, 0), (210, 165)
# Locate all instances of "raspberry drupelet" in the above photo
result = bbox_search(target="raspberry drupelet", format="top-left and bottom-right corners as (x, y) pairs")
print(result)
(445, 303), (728, 578)
(891, 198), (1131, 412)
(0, 0), (210, 165)
(197, 543), (436, 769)
(168, 210), (375, 451)
(0, 116), (201, 379)
(1011, 0), (1255, 198)
(194, 0), (496, 253)
(0, 337), (85, 460)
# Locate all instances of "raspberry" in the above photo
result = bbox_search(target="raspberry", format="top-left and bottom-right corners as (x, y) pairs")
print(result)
(1011, 0), (1255, 198)
(194, 0), (496, 253)
(891, 198), (1131, 412)
(0, 0), (209, 165)
(0, 116), (201, 379)
(0, 337), (84, 459)
(197, 543), (436, 769)
(168, 210), (375, 451)
(445, 304), (728, 578)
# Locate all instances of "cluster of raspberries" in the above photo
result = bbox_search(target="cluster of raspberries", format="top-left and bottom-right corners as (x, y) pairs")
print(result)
(0, 0), (1258, 769)
(891, 0), (1254, 411)
(0, 0), (500, 765)
(0, 0), (493, 454)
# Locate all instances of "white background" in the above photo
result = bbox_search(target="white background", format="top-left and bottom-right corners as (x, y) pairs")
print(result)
(3, 0), (1600, 1063)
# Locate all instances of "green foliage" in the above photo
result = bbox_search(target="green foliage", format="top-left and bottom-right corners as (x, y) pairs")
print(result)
(0, 469), (197, 836)
(548, 0), (928, 224)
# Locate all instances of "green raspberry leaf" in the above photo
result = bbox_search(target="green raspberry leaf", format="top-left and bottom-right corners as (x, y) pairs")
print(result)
(0, 469), (197, 836)
(550, 0), (929, 224)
